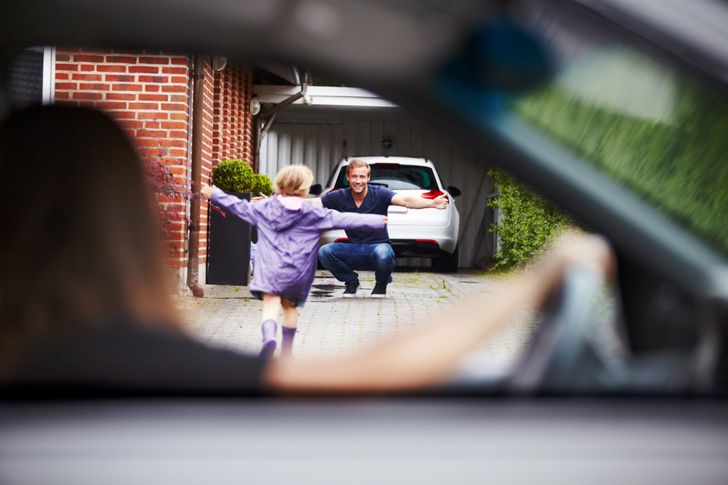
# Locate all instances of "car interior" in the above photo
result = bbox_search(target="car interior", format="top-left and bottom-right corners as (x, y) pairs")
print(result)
(1, 0), (728, 483)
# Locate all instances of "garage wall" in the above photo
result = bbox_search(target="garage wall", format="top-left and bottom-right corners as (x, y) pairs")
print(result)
(258, 109), (496, 268)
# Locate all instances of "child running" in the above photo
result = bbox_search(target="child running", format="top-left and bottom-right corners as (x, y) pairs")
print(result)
(201, 165), (386, 358)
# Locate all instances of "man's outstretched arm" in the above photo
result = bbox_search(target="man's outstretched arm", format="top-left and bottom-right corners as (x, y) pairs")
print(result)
(391, 192), (448, 210)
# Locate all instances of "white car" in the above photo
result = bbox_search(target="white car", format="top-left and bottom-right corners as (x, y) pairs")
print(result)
(313, 157), (461, 272)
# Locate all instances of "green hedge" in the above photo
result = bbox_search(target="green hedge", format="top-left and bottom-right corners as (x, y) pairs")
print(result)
(488, 170), (571, 271)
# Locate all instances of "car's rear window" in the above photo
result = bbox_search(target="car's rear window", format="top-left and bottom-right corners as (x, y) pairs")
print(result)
(508, 7), (728, 256)
(334, 164), (438, 190)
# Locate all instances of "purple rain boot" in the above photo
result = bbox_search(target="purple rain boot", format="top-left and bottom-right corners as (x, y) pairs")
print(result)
(260, 319), (277, 358)
(281, 326), (297, 357)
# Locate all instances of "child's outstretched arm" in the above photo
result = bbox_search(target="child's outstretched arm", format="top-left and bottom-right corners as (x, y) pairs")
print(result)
(201, 184), (258, 225)
(265, 232), (614, 393)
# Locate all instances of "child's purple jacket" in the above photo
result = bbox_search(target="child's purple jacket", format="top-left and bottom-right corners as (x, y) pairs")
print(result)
(211, 188), (385, 303)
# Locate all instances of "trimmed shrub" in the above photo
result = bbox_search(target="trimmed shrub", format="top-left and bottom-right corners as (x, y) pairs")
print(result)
(488, 169), (571, 270)
(212, 159), (254, 193)
(251, 173), (273, 196)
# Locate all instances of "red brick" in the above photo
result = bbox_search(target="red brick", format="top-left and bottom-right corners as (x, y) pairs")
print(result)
(104, 74), (135, 82)
(136, 129), (167, 138)
(56, 54), (71, 62)
(119, 120), (144, 129)
(55, 72), (69, 80)
(55, 63), (78, 71)
(162, 85), (186, 93)
(96, 101), (127, 110)
(107, 92), (137, 101)
(72, 92), (103, 100)
(170, 95), (187, 103)
(139, 57), (170, 65)
(158, 139), (186, 148)
(55, 82), (78, 90)
(98, 65), (127, 73)
(161, 103), (187, 112)
(168, 130), (188, 139)
(72, 73), (102, 81)
(129, 102), (159, 110)
(162, 67), (188, 75)
(79, 83), (108, 91)
(138, 112), (169, 120)
(110, 111), (137, 120)
(105, 55), (138, 64)
(139, 75), (168, 83)
(171, 57), (189, 65)
(161, 121), (187, 129)
(74, 54), (104, 62)
(170, 76), (188, 84)
(79, 65), (96, 72)
(112, 84), (144, 92)
(144, 85), (160, 92)
(139, 94), (167, 101)
(170, 113), (188, 120)
(129, 66), (160, 74)
(55, 92), (70, 100)
(144, 121), (161, 129)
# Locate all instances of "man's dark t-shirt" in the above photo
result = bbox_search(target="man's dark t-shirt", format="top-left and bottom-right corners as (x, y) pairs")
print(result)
(321, 186), (395, 244)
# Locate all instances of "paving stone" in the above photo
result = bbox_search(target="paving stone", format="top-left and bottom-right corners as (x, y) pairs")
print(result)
(177, 270), (536, 376)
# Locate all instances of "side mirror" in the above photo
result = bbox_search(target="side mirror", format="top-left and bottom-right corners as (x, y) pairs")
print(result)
(447, 186), (462, 198)
(309, 183), (322, 196)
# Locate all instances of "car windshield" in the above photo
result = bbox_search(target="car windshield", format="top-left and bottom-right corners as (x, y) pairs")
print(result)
(507, 6), (728, 256)
(334, 164), (438, 190)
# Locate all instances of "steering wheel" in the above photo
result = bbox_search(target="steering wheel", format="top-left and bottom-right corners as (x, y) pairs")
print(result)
(507, 262), (628, 394)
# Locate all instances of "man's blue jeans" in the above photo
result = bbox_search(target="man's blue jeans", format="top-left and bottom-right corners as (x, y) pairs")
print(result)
(318, 243), (395, 284)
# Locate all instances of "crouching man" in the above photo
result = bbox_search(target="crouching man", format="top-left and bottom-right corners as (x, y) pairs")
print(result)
(316, 159), (448, 297)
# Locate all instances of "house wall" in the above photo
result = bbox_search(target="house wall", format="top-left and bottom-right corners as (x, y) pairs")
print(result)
(54, 49), (255, 284)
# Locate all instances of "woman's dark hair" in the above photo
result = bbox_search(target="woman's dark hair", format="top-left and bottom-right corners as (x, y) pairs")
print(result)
(0, 105), (180, 372)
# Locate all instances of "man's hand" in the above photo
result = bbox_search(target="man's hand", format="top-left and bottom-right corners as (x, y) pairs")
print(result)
(431, 194), (449, 210)
(200, 183), (214, 199)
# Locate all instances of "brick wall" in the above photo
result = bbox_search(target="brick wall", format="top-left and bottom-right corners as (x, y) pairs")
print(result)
(54, 49), (255, 281)
(212, 65), (255, 166)
(55, 49), (192, 271)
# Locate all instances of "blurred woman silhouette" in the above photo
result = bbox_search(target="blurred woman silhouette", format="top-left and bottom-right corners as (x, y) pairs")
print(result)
(0, 105), (612, 394)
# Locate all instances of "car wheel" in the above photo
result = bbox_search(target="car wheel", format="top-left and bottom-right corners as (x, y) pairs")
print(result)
(432, 246), (458, 273)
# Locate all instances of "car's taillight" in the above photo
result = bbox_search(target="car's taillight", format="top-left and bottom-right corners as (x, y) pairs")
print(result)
(421, 189), (447, 200)
(334, 237), (349, 243)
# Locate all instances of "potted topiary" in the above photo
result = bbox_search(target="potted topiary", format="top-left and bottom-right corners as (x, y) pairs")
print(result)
(251, 173), (273, 197)
(206, 159), (255, 285)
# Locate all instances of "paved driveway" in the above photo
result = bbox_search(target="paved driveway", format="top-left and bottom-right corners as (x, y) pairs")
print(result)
(177, 270), (538, 377)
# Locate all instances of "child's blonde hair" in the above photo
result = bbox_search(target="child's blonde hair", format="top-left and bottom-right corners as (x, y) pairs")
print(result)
(274, 164), (314, 197)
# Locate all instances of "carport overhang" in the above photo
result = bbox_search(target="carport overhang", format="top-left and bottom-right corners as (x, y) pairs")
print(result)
(254, 85), (399, 110)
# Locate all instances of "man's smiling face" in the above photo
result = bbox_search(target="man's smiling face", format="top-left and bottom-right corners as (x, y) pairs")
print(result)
(347, 166), (370, 196)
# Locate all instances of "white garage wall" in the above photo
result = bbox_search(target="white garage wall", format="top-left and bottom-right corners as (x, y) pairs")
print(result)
(258, 109), (496, 268)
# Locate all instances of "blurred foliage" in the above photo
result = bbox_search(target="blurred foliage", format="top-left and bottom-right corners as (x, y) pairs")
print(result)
(251, 173), (273, 196)
(488, 169), (571, 270)
(212, 159), (255, 193)
(515, 79), (728, 254)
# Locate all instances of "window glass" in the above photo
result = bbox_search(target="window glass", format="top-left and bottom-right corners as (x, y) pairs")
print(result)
(335, 164), (438, 190)
(511, 9), (728, 255)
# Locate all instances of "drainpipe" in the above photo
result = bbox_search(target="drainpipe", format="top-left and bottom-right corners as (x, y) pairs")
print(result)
(255, 71), (310, 165)
(186, 54), (205, 297)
